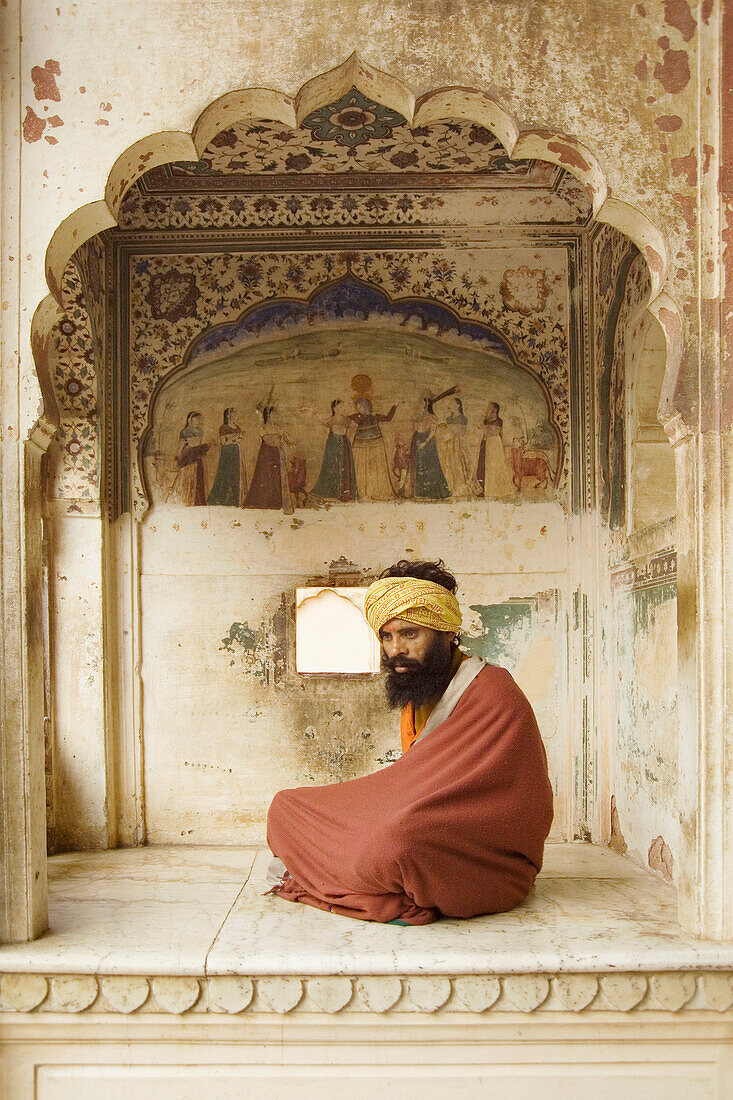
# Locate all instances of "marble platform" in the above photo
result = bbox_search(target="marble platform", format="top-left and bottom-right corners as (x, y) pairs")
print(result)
(2, 842), (733, 977)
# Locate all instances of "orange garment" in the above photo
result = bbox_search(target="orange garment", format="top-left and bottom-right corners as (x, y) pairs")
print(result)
(400, 648), (467, 754)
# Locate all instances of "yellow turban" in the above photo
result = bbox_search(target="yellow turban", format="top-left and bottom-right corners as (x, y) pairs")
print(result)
(363, 577), (462, 636)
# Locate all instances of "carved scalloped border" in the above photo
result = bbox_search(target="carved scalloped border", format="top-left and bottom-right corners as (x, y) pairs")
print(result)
(1, 971), (732, 1015)
(29, 52), (686, 450)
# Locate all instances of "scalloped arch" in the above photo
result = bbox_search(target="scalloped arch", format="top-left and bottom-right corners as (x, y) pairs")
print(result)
(35, 53), (685, 442)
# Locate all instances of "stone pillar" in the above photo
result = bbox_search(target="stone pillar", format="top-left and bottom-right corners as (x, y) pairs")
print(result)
(0, 0), (51, 941)
(664, 0), (733, 940)
(670, 422), (733, 940)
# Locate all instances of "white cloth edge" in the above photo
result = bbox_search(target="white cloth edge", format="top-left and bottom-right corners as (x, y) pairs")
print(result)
(413, 654), (486, 746)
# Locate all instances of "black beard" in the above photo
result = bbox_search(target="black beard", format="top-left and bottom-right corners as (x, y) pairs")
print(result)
(383, 634), (455, 710)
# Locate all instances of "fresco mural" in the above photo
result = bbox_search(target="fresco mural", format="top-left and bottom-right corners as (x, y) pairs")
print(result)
(142, 281), (563, 512)
(132, 259), (569, 515)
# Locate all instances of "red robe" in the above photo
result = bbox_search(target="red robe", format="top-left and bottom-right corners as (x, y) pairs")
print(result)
(267, 665), (553, 924)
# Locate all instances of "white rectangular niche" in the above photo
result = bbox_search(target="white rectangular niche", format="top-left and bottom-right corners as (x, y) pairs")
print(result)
(295, 587), (381, 675)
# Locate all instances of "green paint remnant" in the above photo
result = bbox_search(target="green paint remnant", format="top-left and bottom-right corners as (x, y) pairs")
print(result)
(221, 621), (260, 652)
(463, 602), (534, 666)
(631, 580), (676, 629)
(219, 621), (268, 683)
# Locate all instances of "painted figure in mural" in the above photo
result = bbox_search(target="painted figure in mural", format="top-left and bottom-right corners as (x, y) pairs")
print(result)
(348, 396), (399, 501)
(509, 437), (553, 491)
(437, 397), (481, 499)
(392, 436), (411, 496)
(408, 396), (450, 500)
(167, 411), (211, 506)
(267, 559), (553, 924)
(304, 399), (358, 503)
(244, 402), (294, 515)
(207, 407), (247, 507)
(476, 402), (515, 499)
(288, 443), (308, 508)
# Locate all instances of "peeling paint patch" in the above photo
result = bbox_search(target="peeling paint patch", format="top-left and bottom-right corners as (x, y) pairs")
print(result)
(376, 747), (400, 765)
(31, 59), (61, 102)
(655, 114), (682, 131)
(464, 602), (533, 666)
(653, 47), (691, 94)
(663, 0), (696, 42)
(47, 114), (64, 127)
(671, 149), (697, 185)
(609, 796), (628, 854)
(546, 140), (590, 173)
(644, 246), (664, 279)
(22, 106), (46, 143)
(672, 192), (696, 229)
(634, 58), (648, 81)
(648, 835), (674, 882)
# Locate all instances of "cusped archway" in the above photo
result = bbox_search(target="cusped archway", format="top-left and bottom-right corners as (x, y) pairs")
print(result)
(32, 56), (681, 858)
(31, 54), (683, 523)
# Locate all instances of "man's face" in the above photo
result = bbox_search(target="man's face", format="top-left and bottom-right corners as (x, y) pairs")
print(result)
(379, 617), (455, 710)
(379, 618), (437, 668)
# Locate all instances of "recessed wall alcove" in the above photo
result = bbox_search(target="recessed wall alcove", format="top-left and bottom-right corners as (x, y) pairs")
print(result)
(32, 58), (678, 898)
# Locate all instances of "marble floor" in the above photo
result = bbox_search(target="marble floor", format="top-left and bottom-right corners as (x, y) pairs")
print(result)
(2, 843), (733, 975)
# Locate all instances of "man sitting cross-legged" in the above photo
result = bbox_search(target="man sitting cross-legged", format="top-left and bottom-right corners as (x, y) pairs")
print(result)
(266, 559), (553, 925)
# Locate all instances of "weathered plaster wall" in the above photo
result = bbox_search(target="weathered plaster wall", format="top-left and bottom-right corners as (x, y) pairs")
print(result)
(628, 314), (677, 530)
(45, 513), (107, 851)
(611, 542), (679, 882)
(140, 507), (569, 843)
(594, 234), (679, 881)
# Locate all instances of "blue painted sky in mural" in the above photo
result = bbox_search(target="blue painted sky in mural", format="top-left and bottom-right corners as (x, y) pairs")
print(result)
(190, 275), (511, 365)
